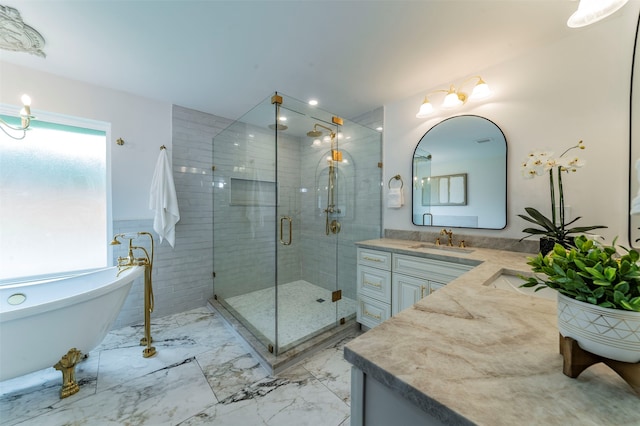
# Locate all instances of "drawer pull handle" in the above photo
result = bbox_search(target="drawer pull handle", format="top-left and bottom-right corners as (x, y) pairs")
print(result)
(363, 256), (383, 262)
(364, 279), (382, 288)
(364, 309), (382, 321)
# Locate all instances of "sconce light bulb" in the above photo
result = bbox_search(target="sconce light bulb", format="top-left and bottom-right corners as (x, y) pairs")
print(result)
(442, 90), (463, 109)
(470, 79), (491, 100)
(567, 0), (629, 28)
(20, 94), (31, 107)
(416, 97), (434, 118)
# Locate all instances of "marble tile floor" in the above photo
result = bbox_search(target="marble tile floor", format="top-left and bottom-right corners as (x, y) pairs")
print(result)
(224, 280), (357, 352)
(0, 307), (359, 425)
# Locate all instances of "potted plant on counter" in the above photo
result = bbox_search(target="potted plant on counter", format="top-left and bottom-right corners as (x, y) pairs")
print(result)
(518, 140), (607, 253)
(521, 235), (640, 363)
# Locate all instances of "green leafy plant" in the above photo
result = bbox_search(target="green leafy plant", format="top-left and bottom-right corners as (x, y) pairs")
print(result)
(519, 141), (606, 247)
(521, 235), (640, 312)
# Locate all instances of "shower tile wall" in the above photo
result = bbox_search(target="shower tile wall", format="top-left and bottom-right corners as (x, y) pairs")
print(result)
(112, 105), (231, 329)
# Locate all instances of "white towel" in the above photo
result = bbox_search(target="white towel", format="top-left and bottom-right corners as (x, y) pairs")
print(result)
(387, 187), (404, 208)
(149, 148), (180, 247)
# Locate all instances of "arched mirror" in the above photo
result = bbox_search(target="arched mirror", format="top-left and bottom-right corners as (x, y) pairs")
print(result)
(412, 115), (507, 229)
(629, 13), (640, 247)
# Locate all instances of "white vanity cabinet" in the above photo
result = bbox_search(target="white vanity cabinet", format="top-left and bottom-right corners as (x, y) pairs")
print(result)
(392, 254), (471, 315)
(356, 248), (392, 329)
(357, 247), (473, 327)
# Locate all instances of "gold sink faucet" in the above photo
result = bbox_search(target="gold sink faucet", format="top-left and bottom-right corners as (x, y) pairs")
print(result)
(440, 229), (454, 246)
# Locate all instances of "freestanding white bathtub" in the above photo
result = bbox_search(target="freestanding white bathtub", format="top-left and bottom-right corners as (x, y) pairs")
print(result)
(0, 266), (143, 382)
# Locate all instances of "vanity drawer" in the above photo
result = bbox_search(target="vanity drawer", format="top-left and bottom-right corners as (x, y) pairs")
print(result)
(357, 265), (392, 304)
(392, 253), (472, 282)
(357, 248), (392, 270)
(357, 294), (391, 329)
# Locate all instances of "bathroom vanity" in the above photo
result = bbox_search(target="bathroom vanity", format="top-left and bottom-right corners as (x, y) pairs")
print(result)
(347, 239), (639, 426)
(356, 246), (475, 328)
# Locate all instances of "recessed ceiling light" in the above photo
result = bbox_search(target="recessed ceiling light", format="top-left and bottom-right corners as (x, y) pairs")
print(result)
(308, 99), (318, 106)
(376, 126), (383, 132)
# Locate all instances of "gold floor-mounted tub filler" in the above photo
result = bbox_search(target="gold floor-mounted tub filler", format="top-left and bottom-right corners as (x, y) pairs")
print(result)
(111, 231), (157, 358)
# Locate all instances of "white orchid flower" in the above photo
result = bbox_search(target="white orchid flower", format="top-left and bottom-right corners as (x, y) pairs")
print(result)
(521, 158), (545, 178)
(564, 156), (585, 168)
(544, 157), (562, 172)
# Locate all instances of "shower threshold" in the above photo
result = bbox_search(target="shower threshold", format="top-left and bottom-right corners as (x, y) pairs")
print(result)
(207, 280), (359, 374)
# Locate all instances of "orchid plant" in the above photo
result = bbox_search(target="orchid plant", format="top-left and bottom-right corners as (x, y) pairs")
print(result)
(518, 140), (606, 248)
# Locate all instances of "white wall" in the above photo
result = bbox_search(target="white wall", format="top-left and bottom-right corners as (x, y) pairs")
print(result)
(384, 6), (639, 246)
(0, 62), (172, 220)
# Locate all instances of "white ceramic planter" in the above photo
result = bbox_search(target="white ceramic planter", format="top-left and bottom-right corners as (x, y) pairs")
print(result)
(557, 293), (640, 363)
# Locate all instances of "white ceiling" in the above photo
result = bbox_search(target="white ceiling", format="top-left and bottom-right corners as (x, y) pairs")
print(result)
(1, 1), (585, 121)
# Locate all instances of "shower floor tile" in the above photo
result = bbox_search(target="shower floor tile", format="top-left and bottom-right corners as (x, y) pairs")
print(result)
(224, 280), (356, 350)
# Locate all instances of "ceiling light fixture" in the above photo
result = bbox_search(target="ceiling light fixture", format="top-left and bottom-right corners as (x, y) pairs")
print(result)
(0, 94), (34, 140)
(416, 76), (491, 118)
(0, 5), (46, 57)
(308, 99), (318, 106)
(567, 0), (629, 28)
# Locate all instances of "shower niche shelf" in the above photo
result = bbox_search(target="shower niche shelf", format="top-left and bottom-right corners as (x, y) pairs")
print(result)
(229, 177), (279, 206)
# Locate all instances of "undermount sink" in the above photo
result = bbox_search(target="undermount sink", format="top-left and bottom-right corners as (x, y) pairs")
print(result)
(485, 274), (556, 300)
(407, 243), (475, 254)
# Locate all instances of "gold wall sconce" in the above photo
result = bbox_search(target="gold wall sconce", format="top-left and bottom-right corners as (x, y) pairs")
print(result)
(567, 0), (629, 28)
(415, 76), (491, 118)
(0, 94), (34, 140)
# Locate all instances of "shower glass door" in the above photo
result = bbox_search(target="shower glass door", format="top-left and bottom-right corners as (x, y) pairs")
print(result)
(213, 95), (278, 352)
(274, 95), (342, 353)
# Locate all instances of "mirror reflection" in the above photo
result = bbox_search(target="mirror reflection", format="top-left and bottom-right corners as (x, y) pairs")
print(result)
(422, 173), (467, 206)
(629, 15), (639, 247)
(412, 115), (507, 229)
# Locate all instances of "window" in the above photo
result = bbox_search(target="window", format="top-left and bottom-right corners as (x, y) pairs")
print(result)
(0, 112), (110, 282)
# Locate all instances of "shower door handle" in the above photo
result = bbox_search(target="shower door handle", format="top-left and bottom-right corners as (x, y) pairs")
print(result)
(280, 216), (292, 245)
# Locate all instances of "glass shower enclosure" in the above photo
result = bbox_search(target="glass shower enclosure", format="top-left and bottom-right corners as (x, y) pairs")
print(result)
(212, 92), (381, 359)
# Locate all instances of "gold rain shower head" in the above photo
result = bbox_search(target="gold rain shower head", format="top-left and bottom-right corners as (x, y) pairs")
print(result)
(306, 123), (334, 138)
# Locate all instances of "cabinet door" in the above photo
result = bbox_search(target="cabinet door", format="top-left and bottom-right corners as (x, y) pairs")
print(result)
(392, 274), (428, 315)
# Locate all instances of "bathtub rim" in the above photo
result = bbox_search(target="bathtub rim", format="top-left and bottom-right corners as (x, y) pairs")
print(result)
(0, 266), (144, 323)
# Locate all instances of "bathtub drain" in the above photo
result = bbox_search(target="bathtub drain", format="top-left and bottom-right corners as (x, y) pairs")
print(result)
(7, 293), (26, 305)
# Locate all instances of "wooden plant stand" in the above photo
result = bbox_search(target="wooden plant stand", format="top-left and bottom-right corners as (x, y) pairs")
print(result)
(559, 334), (639, 397)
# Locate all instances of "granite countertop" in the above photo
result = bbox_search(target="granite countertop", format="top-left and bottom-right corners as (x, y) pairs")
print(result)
(345, 238), (639, 425)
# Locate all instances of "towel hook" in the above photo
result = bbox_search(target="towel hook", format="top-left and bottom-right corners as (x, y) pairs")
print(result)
(388, 174), (403, 189)
(160, 145), (166, 150)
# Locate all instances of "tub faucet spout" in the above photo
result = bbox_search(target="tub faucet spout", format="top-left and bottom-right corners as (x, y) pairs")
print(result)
(440, 228), (454, 246)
